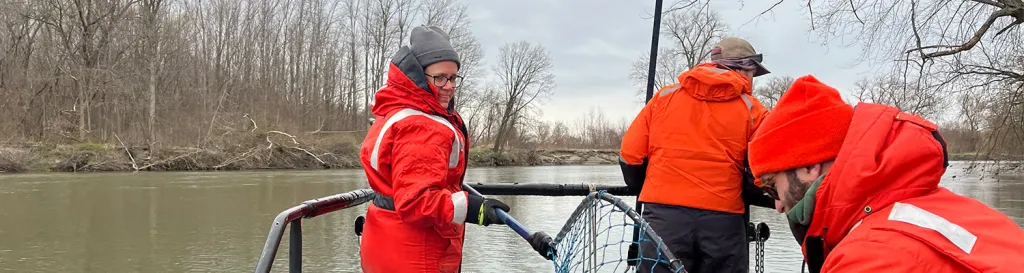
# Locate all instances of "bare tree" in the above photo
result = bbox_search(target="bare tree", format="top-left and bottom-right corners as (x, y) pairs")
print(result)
(0, 2), (45, 137)
(491, 41), (555, 152)
(753, 75), (793, 110)
(342, 0), (365, 130)
(514, 107), (628, 150)
(854, 73), (943, 119)
(629, 5), (729, 101)
(418, 0), (486, 135)
(741, 0), (1021, 61)
(572, 106), (626, 149)
(662, 8), (729, 69)
(741, 0), (1024, 165)
(0, 0), (571, 168)
(981, 82), (1024, 158)
(630, 47), (686, 100)
(943, 86), (994, 155)
(362, 0), (408, 123)
(526, 120), (552, 147)
(466, 86), (501, 142)
(139, 0), (165, 148)
(550, 121), (571, 148)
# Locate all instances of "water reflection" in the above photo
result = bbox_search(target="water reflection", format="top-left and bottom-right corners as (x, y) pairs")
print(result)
(0, 163), (1019, 273)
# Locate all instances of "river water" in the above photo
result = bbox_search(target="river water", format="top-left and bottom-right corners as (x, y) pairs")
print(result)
(0, 163), (1021, 273)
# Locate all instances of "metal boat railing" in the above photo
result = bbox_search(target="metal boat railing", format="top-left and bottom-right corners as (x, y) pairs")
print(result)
(252, 183), (770, 273)
(253, 188), (376, 273)
(251, 184), (634, 273)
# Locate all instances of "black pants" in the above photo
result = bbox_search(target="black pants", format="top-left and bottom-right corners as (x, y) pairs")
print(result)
(636, 203), (748, 273)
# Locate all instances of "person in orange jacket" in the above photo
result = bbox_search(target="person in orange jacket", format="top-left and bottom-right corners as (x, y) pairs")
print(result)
(619, 37), (772, 273)
(357, 25), (512, 273)
(748, 75), (1024, 272)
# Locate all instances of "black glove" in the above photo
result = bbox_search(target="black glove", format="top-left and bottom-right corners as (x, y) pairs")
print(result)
(741, 163), (775, 209)
(619, 157), (648, 195)
(466, 194), (510, 226)
(529, 231), (556, 260)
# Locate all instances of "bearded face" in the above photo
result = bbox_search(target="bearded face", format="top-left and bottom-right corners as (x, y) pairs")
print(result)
(783, 170), (813, 210)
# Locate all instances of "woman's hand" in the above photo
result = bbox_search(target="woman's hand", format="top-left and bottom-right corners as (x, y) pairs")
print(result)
(466, 195), (511, 226)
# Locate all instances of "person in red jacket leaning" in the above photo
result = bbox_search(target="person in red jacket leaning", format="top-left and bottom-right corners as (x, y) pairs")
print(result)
(747, 75), (1024, 273)
(357, 25), (512, 273)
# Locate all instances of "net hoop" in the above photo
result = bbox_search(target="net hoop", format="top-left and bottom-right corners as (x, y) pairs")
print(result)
(549, 191), (686, 272)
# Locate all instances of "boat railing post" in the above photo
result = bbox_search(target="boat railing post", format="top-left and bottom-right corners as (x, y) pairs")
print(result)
(254, 189), (375, 273)
(289, 219), (302, 273)
(630, 0), (664, 266)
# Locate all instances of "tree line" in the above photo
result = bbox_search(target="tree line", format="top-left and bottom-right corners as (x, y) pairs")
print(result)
(3, 0), (1020, 158)
(0, 0), (627, 152)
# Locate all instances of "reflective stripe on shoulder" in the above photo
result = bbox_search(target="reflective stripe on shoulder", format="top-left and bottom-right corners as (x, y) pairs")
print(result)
(741, 95), (754, 127)
(740, 95), (753, 112)
(888, 202), (977, 254)
(659, 84), (682, 96)
(698, 66), (730, 73)
(369, 108), (463, 171)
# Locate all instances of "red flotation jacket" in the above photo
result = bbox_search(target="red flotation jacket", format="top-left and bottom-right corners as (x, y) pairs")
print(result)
(801, 103), (1024, 272)
(358, 45), (471, 273)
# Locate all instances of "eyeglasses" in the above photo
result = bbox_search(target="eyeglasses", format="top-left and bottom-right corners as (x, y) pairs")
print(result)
(749, 54), (763, 63)
(760, 174), (780, 200)
(425, 73), (463, 88)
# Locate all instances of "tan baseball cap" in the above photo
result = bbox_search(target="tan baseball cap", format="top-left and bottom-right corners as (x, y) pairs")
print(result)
(709, 37), (770, 77)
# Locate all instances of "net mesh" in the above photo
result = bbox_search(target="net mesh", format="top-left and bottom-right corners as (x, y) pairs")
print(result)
(548, 191), (685, 273)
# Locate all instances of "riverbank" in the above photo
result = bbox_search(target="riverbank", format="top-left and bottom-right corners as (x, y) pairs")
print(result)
(0, 134), (619, 173)
(4, 133), (1012, 174)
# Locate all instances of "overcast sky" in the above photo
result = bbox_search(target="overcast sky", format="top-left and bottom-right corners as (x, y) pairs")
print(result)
(463, 0), (881, 125)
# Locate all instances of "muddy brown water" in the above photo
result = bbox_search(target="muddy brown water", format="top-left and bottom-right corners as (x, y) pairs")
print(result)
(0, 163), (1021, 272)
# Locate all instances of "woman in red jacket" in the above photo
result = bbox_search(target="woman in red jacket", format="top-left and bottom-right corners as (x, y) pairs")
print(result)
(748, 75), (1024, 272)
(358, 25), (511, 273)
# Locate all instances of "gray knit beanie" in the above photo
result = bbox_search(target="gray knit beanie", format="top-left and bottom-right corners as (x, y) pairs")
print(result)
(409, 25), (461, 69)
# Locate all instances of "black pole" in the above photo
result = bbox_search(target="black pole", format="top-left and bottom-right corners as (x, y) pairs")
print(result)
(629, 0), (664, 267)
(289, 220), (302, 273)
(645, 0), (664, 103)
(469, 183), (634, 196)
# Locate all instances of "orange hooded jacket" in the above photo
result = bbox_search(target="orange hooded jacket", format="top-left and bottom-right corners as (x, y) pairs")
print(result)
(620, 63), (768, 214)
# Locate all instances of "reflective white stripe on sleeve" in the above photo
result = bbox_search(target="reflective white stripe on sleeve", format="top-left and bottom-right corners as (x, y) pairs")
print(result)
(369, 108), (463, 171)
(450, 191), (468, 224)
(888, 202), (977, 254)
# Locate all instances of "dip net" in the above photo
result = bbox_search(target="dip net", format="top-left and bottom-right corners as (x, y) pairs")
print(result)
(547, 191), (685, 273)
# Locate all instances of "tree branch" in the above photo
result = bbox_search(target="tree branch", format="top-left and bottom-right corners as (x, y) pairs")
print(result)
(907, 9), (1014, 58)
(910, 0), (925, 59)
(967, 0), (1003, 8)
(265, 130), (327, 166)
(213, 147), (259, 169)
(994, 18), (1023, 36)
(807, 0), (815, 30)
(136, 149), (202, 170)
(741, 0), (785, 27)
(850, 0), (865, 25)
(663, 0), (703, 14)
(243, 113), (257, 132)
(113, 133), (139, 171)
(641, 0), (704, 19)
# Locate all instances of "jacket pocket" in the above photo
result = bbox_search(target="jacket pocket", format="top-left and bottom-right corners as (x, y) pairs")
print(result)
(434, 221), (462, 239)
(436, 237), (463, 273)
